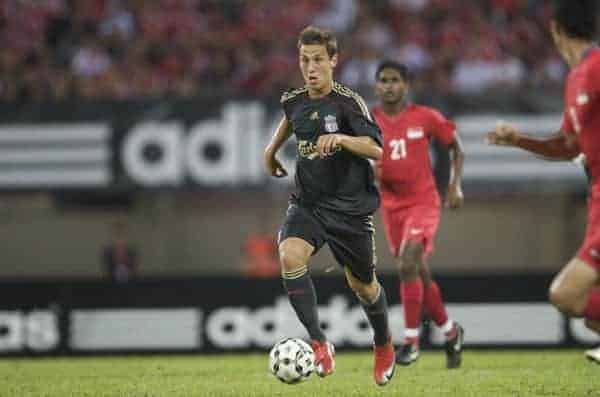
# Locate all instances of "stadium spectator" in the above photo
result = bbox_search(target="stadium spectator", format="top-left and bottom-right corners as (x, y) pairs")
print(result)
(102, 221), (138, 283)
(0, 0), (568, 103)
(451, 44), (525, 93)
(241, 231), (280, 279)
(339, 43), (381, 99)
(312, 0), (357, 33)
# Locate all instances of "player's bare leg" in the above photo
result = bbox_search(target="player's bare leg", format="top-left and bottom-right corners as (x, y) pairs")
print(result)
(420, 261), (464, 368)
(279, 238), (334, 377)
(549, 257), (600, 363)
(344, 268), (395, 386)
(396, 241), (424, 365)
(549, 257), (598, 316)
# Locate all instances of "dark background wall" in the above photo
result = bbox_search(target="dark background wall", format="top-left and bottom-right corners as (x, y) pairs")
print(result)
(0, 191), (587, 277)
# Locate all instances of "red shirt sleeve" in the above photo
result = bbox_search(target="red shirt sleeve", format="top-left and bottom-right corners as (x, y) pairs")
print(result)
(564, 56), (600, 136)
(427, 108), (456, 146)
(561, 110), (575, 136)
(578, 59), (600, 126)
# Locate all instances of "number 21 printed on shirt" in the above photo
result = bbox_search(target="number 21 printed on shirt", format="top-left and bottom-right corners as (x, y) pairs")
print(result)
(390, 138), (407, 160)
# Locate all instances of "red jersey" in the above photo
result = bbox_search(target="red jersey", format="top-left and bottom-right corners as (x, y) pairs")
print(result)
(373, 105), (456, 210)
(562, 47), (600, 191)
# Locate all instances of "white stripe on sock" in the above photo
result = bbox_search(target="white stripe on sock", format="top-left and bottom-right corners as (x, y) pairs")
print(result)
(405, 328), (419, 338)
(441, 320), (454, 334)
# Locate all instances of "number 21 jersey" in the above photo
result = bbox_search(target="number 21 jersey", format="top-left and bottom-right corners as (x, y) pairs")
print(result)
(373, 105), (456, 210)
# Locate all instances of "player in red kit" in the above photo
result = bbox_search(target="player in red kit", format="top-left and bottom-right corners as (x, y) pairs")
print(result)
(372, 61), (465, 368)
(487, 0), (600, 363)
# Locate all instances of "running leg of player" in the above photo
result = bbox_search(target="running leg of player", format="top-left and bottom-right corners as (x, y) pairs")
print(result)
(549, 257), (600, 317)
(279, 237), (334, 377)
(549, 257), (600, 363)
(344, 268), (395, 386)
(420, 262), (464, 368)
(396, 240), (425, 365)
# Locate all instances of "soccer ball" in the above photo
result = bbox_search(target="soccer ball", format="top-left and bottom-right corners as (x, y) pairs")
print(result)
(268, 338), (315, 384)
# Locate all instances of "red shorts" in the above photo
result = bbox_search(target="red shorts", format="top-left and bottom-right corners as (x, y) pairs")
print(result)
(380, 205), (440, 257)
(577, 192), (600, 270)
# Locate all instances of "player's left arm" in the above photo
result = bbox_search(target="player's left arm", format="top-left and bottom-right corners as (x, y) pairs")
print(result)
(446, 133), (465, 209)
(429, 109), (464, 209)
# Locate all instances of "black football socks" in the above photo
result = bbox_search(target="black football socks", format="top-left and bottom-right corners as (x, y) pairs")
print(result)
(282, 268), (327, 342)
(359, 284), (391, 346)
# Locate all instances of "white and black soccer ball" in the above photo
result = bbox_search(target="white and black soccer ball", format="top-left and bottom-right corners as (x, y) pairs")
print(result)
(268, 338), (315, 384)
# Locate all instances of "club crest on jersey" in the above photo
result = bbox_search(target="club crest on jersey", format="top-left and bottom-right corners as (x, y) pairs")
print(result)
(407, 127), (424, 139)
(310, 111), (319, 120)
(324, 115), (339, 133)
(577, 92), (589, 106)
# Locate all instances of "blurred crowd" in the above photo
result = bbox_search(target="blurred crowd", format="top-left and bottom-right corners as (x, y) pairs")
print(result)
(0, 0), (567, 103)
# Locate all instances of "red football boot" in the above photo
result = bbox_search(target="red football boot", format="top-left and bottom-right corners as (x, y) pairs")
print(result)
(373, 340), (396, 386)
(311, 340), (335, 377)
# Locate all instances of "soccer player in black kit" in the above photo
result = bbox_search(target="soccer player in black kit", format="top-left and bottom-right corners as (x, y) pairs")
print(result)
(264, 26), (395, 386)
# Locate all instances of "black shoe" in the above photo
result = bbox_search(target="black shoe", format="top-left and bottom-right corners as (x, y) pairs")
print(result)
(445, 323), (464, 369)
(395, 342), (419, 366)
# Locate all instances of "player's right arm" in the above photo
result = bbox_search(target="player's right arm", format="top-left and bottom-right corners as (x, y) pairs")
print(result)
(264, 116), (292, 178)
(486, 121), (580, 161)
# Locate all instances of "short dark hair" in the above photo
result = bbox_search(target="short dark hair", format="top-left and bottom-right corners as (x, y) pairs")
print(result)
(375, 60), (410, 82)
(298, 26), (338, 58)
(553, 0), (597, 40)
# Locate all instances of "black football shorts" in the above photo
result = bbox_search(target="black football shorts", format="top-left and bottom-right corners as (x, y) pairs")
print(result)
(278, 202), (377, 283)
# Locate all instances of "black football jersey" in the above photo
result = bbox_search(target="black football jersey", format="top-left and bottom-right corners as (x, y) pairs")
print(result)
(281, 82), (383, 216)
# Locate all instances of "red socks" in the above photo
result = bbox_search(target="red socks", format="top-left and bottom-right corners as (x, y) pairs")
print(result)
(423, 281), (449, 327)
(401, 280), (456, 341)
(583, 289), (600, 322)
(400, 279), (423, 342)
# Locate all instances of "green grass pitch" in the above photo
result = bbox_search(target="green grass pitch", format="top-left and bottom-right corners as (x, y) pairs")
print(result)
(1, 350), (598, 397)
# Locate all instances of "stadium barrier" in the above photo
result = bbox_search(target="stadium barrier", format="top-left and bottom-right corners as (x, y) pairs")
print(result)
(0, 275), (596, 356)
